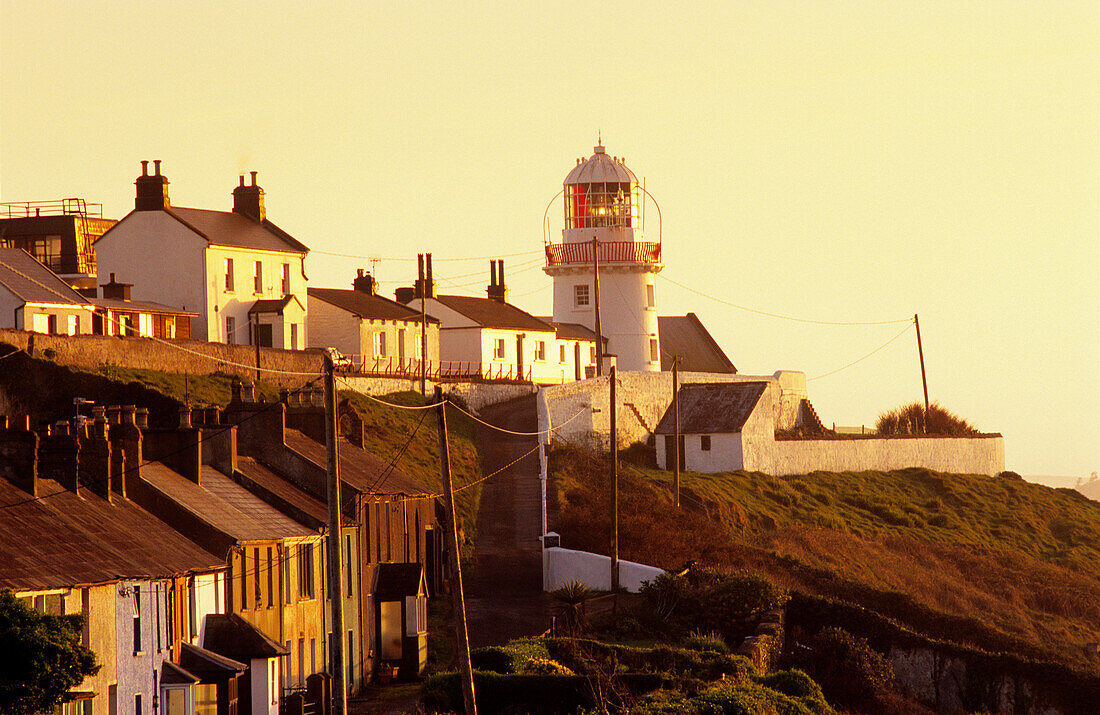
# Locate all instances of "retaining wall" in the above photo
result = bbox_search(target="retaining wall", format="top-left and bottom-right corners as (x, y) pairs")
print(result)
(755, 434), (1005, 477)
(542, 546), (664, 593)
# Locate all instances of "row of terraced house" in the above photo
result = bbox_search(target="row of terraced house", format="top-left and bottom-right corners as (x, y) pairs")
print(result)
(0, 379), (440, 715)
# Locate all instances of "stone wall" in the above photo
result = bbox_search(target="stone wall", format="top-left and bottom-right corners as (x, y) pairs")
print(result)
(755, 433), (1006, 477)
(735, 609), (785, 673)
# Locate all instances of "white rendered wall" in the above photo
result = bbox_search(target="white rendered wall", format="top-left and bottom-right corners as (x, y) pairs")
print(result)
(189, 572), (225, 645)
(550, 268), (660, 372)
(543, 547), (664, 593)
(657, 432), (744, 472)
(251, 657), (279, 715)
(205, 246), (308, 346)
(306, 297), (360, 354)
(94, 212), (208, 336)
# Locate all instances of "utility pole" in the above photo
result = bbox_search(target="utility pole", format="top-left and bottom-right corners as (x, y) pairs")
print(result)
(592, 237), (603, 377)
(672, 357), (680, 508)
(323, 356), (347, 715)
(914, 313), (930, 429)
(253, 317), (261, 384)
(435, 387), (476, 714)
(609, 366), (619, 592)
(420, 291), (428, 396)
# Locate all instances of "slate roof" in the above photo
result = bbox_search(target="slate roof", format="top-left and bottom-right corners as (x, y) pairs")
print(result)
(0, 476), (224, 592)
(92, 297), (198, 316)
(248, 295), (302, 315)
(96, 207), (309, 254)
(139, 462), (316, 542)
(178, 643), (247, 676)
(203, 613), (288, 659)
(309, 288), (439, 323)
(433, 295), (554, 332)
(161, 661), (199, 685)
(654, 382), (768, 435)
(234, 457), (354, 529)
(375, 562), (425, 599)
(536, 319), (602, 343)
(283, 428), (434, 498)
(0, 248), (94, 306)
(658, 314), (736, 374)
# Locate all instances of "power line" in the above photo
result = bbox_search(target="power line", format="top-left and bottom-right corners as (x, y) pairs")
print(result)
(807, 322), (914, 381)
(310, 249), (542, 262)
(658, 274), (913, 326)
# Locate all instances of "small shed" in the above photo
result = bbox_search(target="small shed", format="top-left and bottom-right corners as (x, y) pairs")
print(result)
(202, 613), (288, 715)
(177, 642), (247, 715)
(654, 382), (769, 473)
(374, 563), (428, 678)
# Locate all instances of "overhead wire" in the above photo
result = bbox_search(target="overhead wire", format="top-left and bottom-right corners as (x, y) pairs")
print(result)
(807, 322), (914, 381)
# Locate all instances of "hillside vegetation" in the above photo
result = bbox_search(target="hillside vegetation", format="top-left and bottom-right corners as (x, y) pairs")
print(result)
(549, 445), (1100, 673)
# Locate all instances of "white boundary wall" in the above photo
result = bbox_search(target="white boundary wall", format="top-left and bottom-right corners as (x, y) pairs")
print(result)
(543, 546), (664, 593)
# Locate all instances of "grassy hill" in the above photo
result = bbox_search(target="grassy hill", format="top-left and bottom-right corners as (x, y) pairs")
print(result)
(548, 444), (1100, 673)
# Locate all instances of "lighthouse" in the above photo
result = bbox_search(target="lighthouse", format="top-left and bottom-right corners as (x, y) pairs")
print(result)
(544, 141), (662, 373)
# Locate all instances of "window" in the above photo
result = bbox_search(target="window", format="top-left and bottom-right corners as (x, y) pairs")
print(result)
(493, 338), (505, 360)
(138, 313), (152, 337)
(646, 283), (655, 308)
(31, 313), (48, 334)
(67, 314), (79, 335)
(650, 338), (659, 363)
(590, 346), (597, 364)
(266, 547), (274, 607)
(195, 685), (217, 715)
(132, 586), (141, 653)
(224, 258), (234, 291)
(347, 630), (354, 684)
(398, 328), (406, 360)
(165, 688), (185, 715)
(374, 331), (386, 357)
(270, 660), (278, 704)
(290, 323), (298, 350)
(701, 435), (712, 451)
(135, 694), (142, 715)
(28, 235), (61, 269)
(345, 534), (354, 597)
(281, 263), (291, 294)
(535, 340), (546, 361)
(297, 638), (305, 685)
(47, 314), (59, 335)
(226, 317), (236, 345)
(253, 261), (263, 293)
(574, 284), (590, 307)
(415, 334), (423, 359)
(298, 543), (315, 599)
(559, 344), (566, 363)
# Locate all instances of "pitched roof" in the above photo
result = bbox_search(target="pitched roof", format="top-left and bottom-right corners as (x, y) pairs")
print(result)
(0, 249), (94, 306)
(178, 643), (247, 676)
(248, 295), (303, 315)
(92, 297), (198, 316)
(658, 314), (736, 374)
(161, 661), (200, 685)
(202, 613), (288, 659)
(654, 382), (768, 435)
(536, 320), (602, 342)
(434, 295), (554, 332)
(0, 476), (224, 592)
(233, 457), (354, 529)
(283, 429), (433, 498)
(139, 462), (316, 542)
(97, 206), (308, 254)
(375, 563), (425, 599)
(309, 287), (440, 323)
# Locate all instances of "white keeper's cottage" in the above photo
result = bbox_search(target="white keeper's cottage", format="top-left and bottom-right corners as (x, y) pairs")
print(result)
(94, 162), (310, 348)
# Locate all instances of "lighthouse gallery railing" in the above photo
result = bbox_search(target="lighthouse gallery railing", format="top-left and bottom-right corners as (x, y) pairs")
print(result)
(544, 241), (661, 266)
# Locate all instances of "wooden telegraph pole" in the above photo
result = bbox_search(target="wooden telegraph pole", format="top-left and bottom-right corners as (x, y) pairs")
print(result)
(914, 313), (930, 430)
(323, 356), (347, 715)
(609, 366), (619, 592)
(672, 357), (680, 508)
(592, 237), (603, 377)
(434, 387), (477, 714)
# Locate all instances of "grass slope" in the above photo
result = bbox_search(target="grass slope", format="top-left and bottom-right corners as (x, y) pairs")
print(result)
(549, 445), (1100, 673)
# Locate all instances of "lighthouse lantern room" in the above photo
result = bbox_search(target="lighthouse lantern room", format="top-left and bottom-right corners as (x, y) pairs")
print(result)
(544, 141), (663, 373)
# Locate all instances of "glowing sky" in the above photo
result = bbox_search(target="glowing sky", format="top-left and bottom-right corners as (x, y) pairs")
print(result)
(2, 1), (1097, 478)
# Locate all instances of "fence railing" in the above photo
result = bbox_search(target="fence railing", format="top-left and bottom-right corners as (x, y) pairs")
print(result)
(335, 356), (533, 383)
(545, 240), (661, 266)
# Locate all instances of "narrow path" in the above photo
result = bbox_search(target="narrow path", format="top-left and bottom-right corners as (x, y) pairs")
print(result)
(462, 393), (552, 648)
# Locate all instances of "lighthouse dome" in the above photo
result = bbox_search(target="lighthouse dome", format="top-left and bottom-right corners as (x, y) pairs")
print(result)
(564, 142), (637, 185)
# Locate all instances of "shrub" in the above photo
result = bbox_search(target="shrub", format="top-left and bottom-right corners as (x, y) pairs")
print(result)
(875, 401), (977, 436)
(553, 580), (594, 637)
(683, 630), (730, 654)
(639, 569), (786, 644)
(805, 627), (895, 714)
(518, 657), (575, 675)
(470, 639), (550, 674)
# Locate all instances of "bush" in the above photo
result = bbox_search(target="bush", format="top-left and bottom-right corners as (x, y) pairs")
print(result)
(683, 631), (730, 654)
(421, 670), (667, 713)
(518, 657), (574, 675)
(805, 627), (895, 714)
(470, 639), (550, 674)
(875, 402), (977, 436)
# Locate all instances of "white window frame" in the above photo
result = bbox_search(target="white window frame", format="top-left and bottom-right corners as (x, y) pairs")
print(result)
(224, 258), (235, 292)
(493, 338), (505, 360)
(281, 263), (291, 294)
(574, 284), (590, 307)
(253, 261), (263, 294)
(535, 340), (546, 361)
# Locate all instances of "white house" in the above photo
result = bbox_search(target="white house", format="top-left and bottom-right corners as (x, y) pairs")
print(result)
(401, 258), (595, 384)
(307, 270), (440, 372)
(0, 247), (96, 334)
(94, 162), (309, 348)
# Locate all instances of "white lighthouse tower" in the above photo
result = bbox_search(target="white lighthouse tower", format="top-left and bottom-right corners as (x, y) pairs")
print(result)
(544, 141), (662, 373)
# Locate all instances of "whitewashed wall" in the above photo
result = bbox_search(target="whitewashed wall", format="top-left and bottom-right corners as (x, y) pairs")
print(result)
(543, 547), (664, 593)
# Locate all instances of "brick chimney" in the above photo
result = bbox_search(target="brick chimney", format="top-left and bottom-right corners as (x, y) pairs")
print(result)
(135, 160), (170, 211)
(353, 269), (376, 296)
(232, 171), (266, 223)
(487, 260), (508, 303)
(415, 253), (437, 299)
(100, 273), (132, 301)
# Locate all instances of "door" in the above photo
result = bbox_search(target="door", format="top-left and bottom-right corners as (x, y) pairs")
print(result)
(574, 343), (582, 380)
(256, 324), (273, 348)
(515, 335), (524, 379)
(664, 435), (685, 469)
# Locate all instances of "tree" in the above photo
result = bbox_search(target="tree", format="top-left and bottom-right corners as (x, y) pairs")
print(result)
(0, 589), (99, 715)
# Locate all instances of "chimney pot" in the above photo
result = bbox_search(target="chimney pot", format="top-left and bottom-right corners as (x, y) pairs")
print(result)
(141, 160), (149, 176)
(250, 171), (258, 186)
(239, 175), (245, 187)
(110, 273), (116, 282)
(154, 160), (161, 176)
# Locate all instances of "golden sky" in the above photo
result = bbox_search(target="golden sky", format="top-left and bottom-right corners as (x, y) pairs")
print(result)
(2, 1), (1097, 478)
